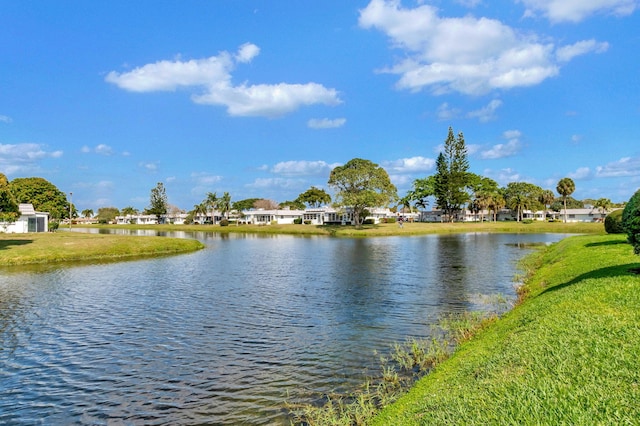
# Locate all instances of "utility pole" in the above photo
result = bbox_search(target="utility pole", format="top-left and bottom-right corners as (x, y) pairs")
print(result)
(69, 192), (73, 230)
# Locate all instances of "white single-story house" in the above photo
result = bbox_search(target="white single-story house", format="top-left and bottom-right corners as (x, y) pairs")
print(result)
(0, 203), (49, 233)
(115, 213), (189, 225)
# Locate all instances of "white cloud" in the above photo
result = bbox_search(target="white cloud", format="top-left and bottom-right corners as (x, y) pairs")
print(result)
(95, 144), (114, 156)
(0, 115), (12, 123)
(480, 130), (523, 159)
(139, 161), (158, 171)
(271, 160), (339, 176)
(246, 177), (306, 189)
(484, 167), (524, 185)
(519, 0), (638, 23)
(0, 143), (63, 175)
(596, 156), (640, 177)
(358, 0), (607, 95)
(466, 99), (503, 122)
(382, 156), (435, 173)
(556, 39), (609, 62)
(436, 103), (462, 121)
(106, 43), (341, 118)
(307, 118), (347, 129)
(191, 172), (223, 185)
(568, 166), (593, 180)
(235, 42), (260, 63)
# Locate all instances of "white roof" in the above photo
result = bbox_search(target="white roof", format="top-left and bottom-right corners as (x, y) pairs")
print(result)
(18, 203), (35, 215)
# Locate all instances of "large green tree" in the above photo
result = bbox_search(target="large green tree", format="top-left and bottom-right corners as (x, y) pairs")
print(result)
(403, 176), (436, 211)
(556, 177), (576, 223)
(96, 207), (120, 223)
(233, 198), (260, 211)
(328, 158), (397, 226)
(434, 127), (470, 221)
(503, 182), (544, 222)
(9, 177), (70, 219)
(297, 186), (331, 208)
(146, 182), (168, 221)
(0, 173), (20, 223)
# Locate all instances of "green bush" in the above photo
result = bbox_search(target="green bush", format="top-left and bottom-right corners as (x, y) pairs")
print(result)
(522, 219), (534, 224)
(219, 218), (229, 227)
(622, 189), (640, 254)
(48, 221), (60, 232)
(303, 220), (311, 225)
(604, 209), (624, 234)
(293, 218), (302, 224)
(363, 218), (375, 225)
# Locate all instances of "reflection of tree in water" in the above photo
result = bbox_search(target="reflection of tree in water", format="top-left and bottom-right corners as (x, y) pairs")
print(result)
(433, 235), (474, 312)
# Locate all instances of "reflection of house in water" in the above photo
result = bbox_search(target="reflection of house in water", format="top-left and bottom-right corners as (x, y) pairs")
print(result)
(0, 203), (49, 233)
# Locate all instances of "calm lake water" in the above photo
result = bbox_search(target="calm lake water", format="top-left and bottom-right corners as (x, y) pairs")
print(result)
(0, 231), (569, 425)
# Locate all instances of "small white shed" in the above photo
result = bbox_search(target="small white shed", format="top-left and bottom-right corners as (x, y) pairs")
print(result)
(0, 203), (49, 233)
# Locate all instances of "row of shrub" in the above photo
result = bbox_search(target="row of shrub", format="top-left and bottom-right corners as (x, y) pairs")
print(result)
(606, 189), (640, 254)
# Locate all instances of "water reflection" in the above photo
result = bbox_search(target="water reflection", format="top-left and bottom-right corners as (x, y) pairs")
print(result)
(0, 231), (569, 425)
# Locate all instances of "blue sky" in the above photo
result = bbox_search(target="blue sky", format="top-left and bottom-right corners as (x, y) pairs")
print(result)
(1, 0), (639, 211)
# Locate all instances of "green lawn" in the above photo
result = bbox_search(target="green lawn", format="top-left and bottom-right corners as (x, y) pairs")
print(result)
(0, 232), (204, 266)
(372, 234), (640, 425)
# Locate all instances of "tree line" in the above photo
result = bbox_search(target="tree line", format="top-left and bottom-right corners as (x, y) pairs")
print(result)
(0, 128), (623, 226)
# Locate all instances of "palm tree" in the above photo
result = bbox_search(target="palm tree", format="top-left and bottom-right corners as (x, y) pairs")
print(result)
(509, 193), (528, 222)
(192, 202), (207, 224)
(81, 209), (94, 218)
(556, 178), (576, 223)
(487, 192), (505, 222)
(474, 191), (492, 222)
(121, 206), (139, 216)
(217, 192), (232, 219)
(593, 198), (612, 221)
(205, 192), (218, 223)
(538, 189), (555, 221)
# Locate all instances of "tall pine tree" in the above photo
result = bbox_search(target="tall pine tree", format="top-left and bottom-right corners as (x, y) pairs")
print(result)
(434, 127), (470, 221)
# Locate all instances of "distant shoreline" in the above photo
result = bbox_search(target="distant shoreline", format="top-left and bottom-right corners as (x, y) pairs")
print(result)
(83, 220), (605, 237)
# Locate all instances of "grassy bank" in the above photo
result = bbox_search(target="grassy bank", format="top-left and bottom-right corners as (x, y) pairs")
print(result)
(0, 232), (204, 266)
(373, 233), (640, 425)
(86, 221), (605, 237)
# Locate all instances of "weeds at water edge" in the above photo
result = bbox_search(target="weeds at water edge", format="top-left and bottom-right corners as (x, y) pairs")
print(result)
(286, 311), (493, 425)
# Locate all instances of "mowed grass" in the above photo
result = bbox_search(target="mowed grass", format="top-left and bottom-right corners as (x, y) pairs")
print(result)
(373, 233), (640, 425)
(89, 220), (605, 237)
(0, 232), (204, 266)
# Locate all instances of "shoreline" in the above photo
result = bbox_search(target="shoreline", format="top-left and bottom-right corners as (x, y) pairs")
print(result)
(81, 220), (605, 237)
(372, 233), (640, 424)
(0, 232), (204, 267)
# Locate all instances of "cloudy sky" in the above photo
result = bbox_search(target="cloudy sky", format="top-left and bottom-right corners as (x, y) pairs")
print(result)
(1, 0), (639, 211)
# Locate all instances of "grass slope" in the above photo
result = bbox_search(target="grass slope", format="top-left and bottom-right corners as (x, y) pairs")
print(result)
(0, 232), (204, 266)
(373, 234), (640, 425)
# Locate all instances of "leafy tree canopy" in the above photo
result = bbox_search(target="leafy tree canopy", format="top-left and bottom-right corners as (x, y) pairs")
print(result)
(9, 177), (70, 219)
(0, 173), (20, 222)
(233, 198), (260, 211)
(502, 182), (544, 221)
(97, 207), (120, 224)
(280, 199), (306, 210)
(328, 158), (397, 226)
(297, 186), (331, 208)
(403, 176), (436, 211)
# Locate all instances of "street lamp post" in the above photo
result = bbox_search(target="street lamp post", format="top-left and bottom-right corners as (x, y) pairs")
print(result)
(69, 192), (73, 230)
